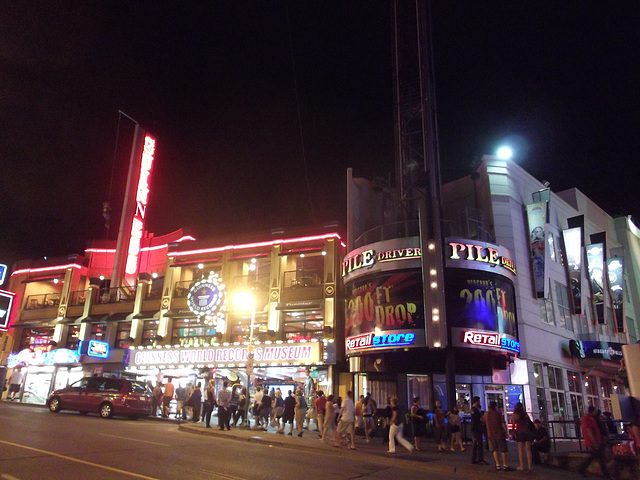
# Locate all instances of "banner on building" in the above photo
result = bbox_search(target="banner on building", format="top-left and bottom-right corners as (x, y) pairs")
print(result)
(525, 202), (548, 298)
(562, 226), (583, 314)
(586, 243), (606, 324)
(607, 258), (625, 332)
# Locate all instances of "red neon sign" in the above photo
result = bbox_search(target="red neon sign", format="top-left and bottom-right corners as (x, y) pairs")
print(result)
(125, 136), (155, 280)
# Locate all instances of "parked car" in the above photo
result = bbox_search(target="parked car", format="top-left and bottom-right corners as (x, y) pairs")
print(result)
(47, 377), (152, 419)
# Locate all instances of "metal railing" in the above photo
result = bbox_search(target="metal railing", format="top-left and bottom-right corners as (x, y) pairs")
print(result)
(546, 418), (630, 452)
(69, 290), (90, 306)
(25, 293), (61, 309)
(97, 286), (135, 304)
(282, 269), (323, 289)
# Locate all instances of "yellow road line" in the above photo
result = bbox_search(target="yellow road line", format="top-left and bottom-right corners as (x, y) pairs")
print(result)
(0, 440), (159, 480)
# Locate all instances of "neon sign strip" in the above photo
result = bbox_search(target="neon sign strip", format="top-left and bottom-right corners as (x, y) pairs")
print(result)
(11, 264), (83, 277)
(84, 236), (196, 254)
(125, 136), (155, 278)
(172, 233), (344, 257)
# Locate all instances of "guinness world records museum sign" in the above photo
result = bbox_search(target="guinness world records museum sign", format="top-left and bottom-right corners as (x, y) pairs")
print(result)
(444, 238), (520, 355)
(343, 237), (426, 355)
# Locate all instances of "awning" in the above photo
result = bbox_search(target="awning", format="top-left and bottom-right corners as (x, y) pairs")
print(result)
(80, 314), (109, 323)
(163, 308), (196, 318)
(107, 312), (133, 321)
(276, 300), (323, 311)
(14, 319), (57, 328)
(57, 316), (82, 324)
(133, 310), (160, 319)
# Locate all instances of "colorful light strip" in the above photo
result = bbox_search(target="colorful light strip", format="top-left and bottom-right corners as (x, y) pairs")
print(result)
(10, 263), (83, 277)
(84, 235), (196, 254)
(171, 233), (344, 257)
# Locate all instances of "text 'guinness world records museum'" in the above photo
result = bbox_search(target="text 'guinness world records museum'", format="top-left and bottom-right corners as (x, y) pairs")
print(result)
(344, 231), (522, 421)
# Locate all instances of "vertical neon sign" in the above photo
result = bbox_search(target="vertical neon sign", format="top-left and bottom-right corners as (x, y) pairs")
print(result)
(124, 135), (155, 284)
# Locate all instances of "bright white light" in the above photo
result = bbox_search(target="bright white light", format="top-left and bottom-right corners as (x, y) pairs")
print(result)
(300, 254), (305, 258)
(232, 291), (254, 311)
(99, 275), (105, 281)
(197, 263), (204, 270)
(53, 278), (59, 284)
(152, 272), (158, 279)
(497, 146), (513, 160)
(251, 258), (257, 264)
(248, 264), (256, 271)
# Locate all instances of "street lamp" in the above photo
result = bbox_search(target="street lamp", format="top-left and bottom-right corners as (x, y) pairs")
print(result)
(232, 290), (256, 428)
(496, 146), (513, 160)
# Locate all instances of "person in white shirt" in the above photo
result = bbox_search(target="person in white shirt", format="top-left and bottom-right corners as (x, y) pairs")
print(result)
(253, 385), (264, 429)
(334, 390), (357, 450)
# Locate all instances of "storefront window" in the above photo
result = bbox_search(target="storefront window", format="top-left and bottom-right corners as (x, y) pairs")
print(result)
(533, 362), (547, 420)
(282, 254), (324, 288)
(19, 327), (55, 351)
(407, 375), (432, 410)
(585, 375), (599, 409)
(600, 378), (613, 413)
(554, 281), (573, 332)
(548, 366), (566, 422)
(65, 325), (80, 350)
(567, 370), (584, 420)
(116, 321), (132, 348)
(171, 318), (217, 347)
(141, 319), (160, 346)
(228, 313), (268, 344)
(90, 323), (107, 341)
(283, 310), (324, 341)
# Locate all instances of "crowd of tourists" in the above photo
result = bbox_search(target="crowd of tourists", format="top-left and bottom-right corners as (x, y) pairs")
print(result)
(148, 379), (638, 477)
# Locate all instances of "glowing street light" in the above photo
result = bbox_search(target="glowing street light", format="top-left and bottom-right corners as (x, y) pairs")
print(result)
(496, 146), (513, 160)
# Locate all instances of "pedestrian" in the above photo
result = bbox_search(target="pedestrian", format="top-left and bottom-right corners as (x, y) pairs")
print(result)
(382, 397), (392, 445)
(410, 396), (427, 450)
(190, 383), (202, 423)
(229, 384), (240, 426)
(531, 419), (551, 464)
(204, 379), (217, 428)
(278, 390), (295, 435)
(233, 386), (247, 427)
(577, 405), (611, 478)
(482, 400), (509, 471)
(274, 389), (284, 430)
(175, 382), (186, 419)
(512, 402), (533, 471)
(152, 382), (163, 416)
(470, 396), (488, 465)
(448, 406), (466, 452)
(314, 391), (327, 438)
(362, 396), (375, 443)
(184, 382), (193, 420)
(321, 394), (336, 443)
(8, 368), (24, 400)
(432, 399), (447, 451)
(253, 385), (264, 429)
(294, 388), (308, 437)
(355, 394), (364, 436)
(258, 386), (272, 431)
(217, 380), (232, 430)
(334, 390), (356, 450)
(162, 378), (175, 418)
(387, 397), (414, 454)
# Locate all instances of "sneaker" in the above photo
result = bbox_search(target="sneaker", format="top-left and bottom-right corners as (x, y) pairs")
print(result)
(297, 432), (303, 437)
(287, 432), (293, 436)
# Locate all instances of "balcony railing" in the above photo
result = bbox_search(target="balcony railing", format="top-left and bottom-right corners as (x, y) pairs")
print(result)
(69, 290), (90, 306)
(173, 280), (193, 298)
(354, 220), (420, 248)
(25, 293), (61, 310)
(97, 287), (135, 304)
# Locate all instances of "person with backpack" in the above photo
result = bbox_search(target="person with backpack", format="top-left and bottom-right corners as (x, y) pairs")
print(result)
(387, 396), (414, 454)
(512, 402), (534, 471)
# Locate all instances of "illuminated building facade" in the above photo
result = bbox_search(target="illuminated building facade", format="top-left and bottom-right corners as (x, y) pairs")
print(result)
(1, 226), (344, 406)
(345, 155), (640, 427)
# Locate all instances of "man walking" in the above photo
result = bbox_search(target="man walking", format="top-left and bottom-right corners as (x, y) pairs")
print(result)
(315, 391), (327, 438)
(334, 390), (356, 450)
(204, 380), (217, 428)
(175, 382), (186, 419)
(217, 380), (232, 431)
(8, 369), (24, 400)
(578, 406), (611, 478)
(470, 396), (488, 465)
(162, 378), (175, 418)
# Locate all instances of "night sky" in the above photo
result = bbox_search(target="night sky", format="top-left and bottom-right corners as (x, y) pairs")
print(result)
(1, 1), (638, 267)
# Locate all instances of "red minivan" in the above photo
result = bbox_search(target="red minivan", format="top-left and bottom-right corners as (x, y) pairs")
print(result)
(47, 377), (152, 419)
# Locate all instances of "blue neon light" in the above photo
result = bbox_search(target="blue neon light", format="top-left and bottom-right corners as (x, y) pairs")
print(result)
(87, 340), (109, 358)
(501, 338), (521, 353)
(371, 332), (416, 348)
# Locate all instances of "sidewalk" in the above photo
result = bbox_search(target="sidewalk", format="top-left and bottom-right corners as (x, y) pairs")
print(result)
(177, 419), (589, 479)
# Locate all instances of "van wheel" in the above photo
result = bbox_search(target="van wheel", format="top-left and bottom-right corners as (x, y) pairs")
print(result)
(100, 402), (114, 419)
(48, 396), (61, 413)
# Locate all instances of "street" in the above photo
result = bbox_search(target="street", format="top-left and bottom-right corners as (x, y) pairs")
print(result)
(0, 402), (582, 480)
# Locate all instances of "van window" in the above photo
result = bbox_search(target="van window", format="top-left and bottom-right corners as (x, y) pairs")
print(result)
(104, 379), (123, 392)
(130, 381), (147, 395)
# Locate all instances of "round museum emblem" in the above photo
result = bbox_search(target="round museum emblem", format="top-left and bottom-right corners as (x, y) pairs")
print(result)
(187, 274), (227, 322)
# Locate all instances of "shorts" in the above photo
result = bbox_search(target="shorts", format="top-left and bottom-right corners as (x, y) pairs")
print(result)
(282, 414), (294, 424)
(516, 431), (534, 442)
(9, 384), (20, 394)
(450, 425), (460, 433)
(488, 438), (508, 453)
(337, 420), (355, 435)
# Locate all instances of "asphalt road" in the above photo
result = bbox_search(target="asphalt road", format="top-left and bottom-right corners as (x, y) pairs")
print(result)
(0, 402), (479, 480)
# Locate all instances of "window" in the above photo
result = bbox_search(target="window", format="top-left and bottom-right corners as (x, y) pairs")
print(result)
(600, 378), (614, 413)
(283, 310), (324, 341)
(65, 325), (80, 350)
(141, 319), (160, 346)
(539, 298), (555, 326)
(585, 376), (599, 409)
(548, 233), (557, 262)
(533, 363), (547, 420)
(282, 253), (324, 289)
(554, 281), (573, 331)
(228, 313), (268, 344)
(548, 365), (567, 437)
(116, 322), (132, 348)
(19, 327), (55, 351)
(171, 318), (217, 347)
(90, 323), (107, 341)
(566, 370), (584, 420)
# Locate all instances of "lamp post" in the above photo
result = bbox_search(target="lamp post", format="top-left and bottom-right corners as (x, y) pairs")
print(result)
(232, 290), (255, 428)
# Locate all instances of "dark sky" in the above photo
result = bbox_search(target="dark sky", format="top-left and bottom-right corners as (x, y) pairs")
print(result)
(1, 1), (638, 266)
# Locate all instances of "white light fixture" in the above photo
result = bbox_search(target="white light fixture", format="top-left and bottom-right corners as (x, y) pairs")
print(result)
(53, 278), (59, 284)
(300, 253), (305, 258)
(99, 275), (105, 281)
(197, 263), (204, 269)
(496, 146), (513, 160)
(151, 272), (158, 279)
